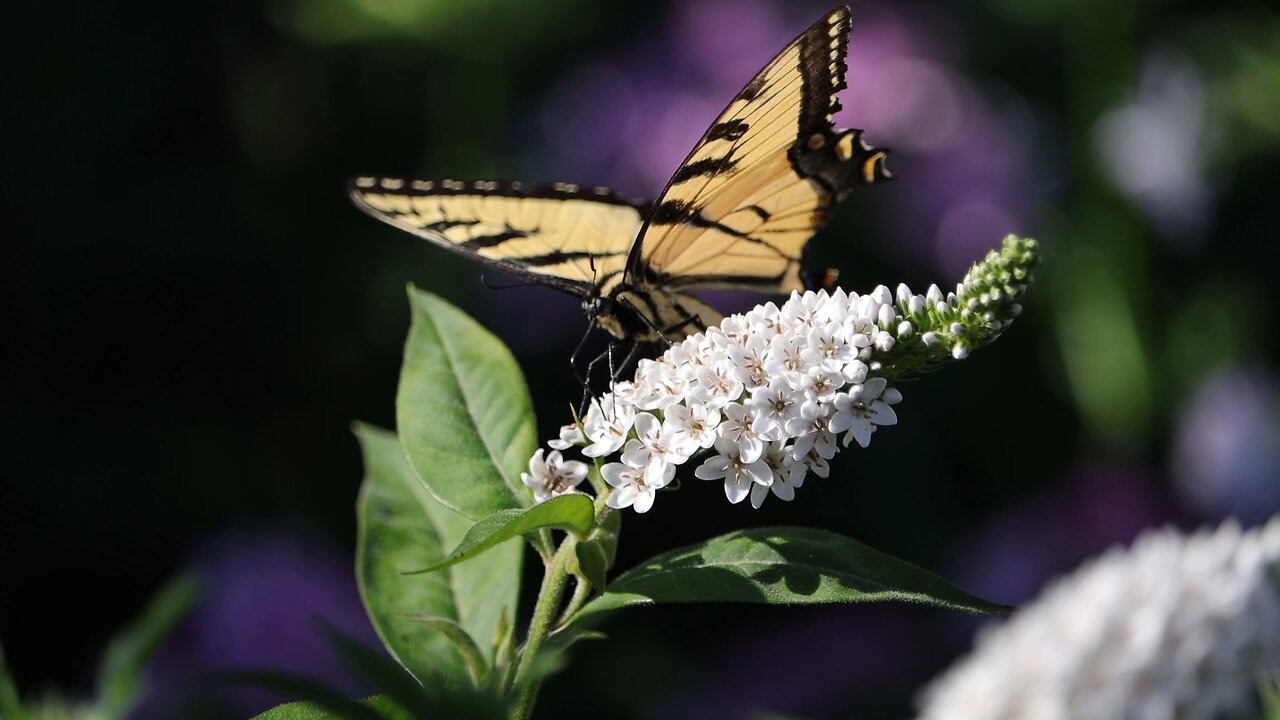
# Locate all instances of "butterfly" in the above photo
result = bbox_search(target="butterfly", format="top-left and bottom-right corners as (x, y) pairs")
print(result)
(349, 5), (890, 348)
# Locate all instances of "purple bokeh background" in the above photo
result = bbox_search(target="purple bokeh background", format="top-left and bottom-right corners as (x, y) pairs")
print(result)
(134, 529), (378, 718)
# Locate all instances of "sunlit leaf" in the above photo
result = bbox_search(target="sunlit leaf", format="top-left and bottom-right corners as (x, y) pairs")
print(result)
(354, 424), (520, 689)
(410, 495), (594, 575)
(397, 287), (537, 519)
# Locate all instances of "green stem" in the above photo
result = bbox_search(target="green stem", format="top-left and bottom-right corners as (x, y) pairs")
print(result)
(509, 539), (575, 720)
(555, 577), (591, 629)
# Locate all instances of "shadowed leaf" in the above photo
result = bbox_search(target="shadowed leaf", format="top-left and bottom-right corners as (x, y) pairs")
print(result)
(573, 526), (1011, 620)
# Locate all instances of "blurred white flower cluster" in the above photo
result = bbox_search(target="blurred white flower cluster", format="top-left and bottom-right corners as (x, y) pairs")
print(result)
(918, 518), (1280, 720)
(522, 235), (1039, 514)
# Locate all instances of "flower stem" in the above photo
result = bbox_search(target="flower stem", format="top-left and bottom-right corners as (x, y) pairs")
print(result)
(509, 538), (575, 720)
(555, 577), (591, 628)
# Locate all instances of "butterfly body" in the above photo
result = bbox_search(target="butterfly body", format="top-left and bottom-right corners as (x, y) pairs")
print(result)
(349, 5), (890, 344)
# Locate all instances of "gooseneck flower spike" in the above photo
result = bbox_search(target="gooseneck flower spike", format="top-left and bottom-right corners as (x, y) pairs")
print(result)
(532, 235), (1039, 513)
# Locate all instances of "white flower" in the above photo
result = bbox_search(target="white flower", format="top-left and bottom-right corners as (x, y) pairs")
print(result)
(750, 441), (798, 509)
(632, 360), (688, 410)
(717, 402), (765, 464)
(790, 447), (829, 484)
(609, 380), (639, 406)
(843, 358), (869, 384)
(829, 378), (898, 448)
(744, 301), (787, 338)
(787, 410), (838, 461)
(874, 329), (896, 352)
(694, 437), (772, 504)
(781, 290), (825, 328)
(664, 402), (720, 451)
(520, 449), (588, 503)
(548, 423), (584, 450)
(690, 356), (744, 409)
(718, 313), (752, 344)
(799, 368), (844, 407)
(802, 322), (856, 373)
(764, 333), (808, 388)
(601, 460), (674, 513)
(619, 413), (693, 485)
(727, 334), (771, 389)
(918, 518), (1280, 720)
(745, 379), (803, 440)
(581, 395), (635, 457)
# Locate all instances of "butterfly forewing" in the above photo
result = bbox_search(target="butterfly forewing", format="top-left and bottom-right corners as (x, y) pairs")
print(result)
(630, 6), (887, 294)
(349, 177), (647, 296)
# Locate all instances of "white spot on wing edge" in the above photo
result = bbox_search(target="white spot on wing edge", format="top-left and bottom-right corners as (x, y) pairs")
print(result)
(380, 178), (405, 190)
(355, 177), (377, 188)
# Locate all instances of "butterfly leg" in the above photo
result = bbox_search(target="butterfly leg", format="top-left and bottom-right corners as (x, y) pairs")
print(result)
(661, 312), (707, 338)
(612, 340), (641, 382)
(577, 343), (618, 417)
(617, 297), (679, 348)
(568, 321), (599, 387)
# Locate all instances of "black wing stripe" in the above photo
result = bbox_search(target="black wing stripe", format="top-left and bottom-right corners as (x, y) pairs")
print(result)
(706, 119), (751, 142)
(513, 250), (627, 267)
(669, 155), (741, 186)
(798, 9), (849, 130)
(349, 176), (652, 210)
(459, 229), (529, 249)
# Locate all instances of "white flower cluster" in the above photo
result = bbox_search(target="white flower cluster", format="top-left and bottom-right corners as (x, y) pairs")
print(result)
(520, 236), (1040, 514)
(917, 518), (1280, 720)
(524, 285), (945, 512)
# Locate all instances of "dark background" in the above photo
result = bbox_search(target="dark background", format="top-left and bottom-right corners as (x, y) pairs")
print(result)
(5, 0), (1279, 717)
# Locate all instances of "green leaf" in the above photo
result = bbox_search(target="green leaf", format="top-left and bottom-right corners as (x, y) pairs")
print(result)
(251, 697), (410, 720)
(397, 287), (537, 519)
(0, 641), (25, 720)
(574, 527), (1010, 620)
(573, 540), (608, 591)
(252, 700), (336, 720)
(592, 508), (621, 570)
(411, 495), (594, 575)
(321, 628), (437, 720)
(400, 617), (488, 685)
(224, 672), (392, 720)
(354, 425), (520, 689)
(96, 574), (200, 719)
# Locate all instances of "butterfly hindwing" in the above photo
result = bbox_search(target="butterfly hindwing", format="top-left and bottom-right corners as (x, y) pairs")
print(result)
(629, 5), (890, 295)
(349, 177), (648, 297)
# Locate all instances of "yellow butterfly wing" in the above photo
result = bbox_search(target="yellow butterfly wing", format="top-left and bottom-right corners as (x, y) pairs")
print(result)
(349, 177), (647, 297)
(627, 5), (890, 294)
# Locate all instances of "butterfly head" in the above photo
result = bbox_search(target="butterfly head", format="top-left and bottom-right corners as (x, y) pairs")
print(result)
(582, 294), (614, 321)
